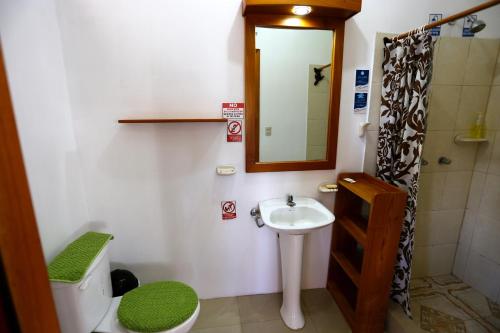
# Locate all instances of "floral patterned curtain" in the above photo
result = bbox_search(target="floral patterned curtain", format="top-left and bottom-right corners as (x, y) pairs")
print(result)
(376, 31), (434, 317)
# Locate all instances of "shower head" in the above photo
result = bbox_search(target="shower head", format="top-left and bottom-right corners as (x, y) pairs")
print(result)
(471, 19), (486, 33)
(467, 15), (486, 33)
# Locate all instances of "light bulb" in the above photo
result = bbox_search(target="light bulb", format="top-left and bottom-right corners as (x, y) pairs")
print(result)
(291, 6), (312, 16)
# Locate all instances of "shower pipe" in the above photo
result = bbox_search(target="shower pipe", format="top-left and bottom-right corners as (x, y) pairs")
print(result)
(391, 0), (500, 41)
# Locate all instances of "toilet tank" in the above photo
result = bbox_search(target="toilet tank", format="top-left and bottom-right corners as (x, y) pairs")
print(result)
(50, 244), (113, 333)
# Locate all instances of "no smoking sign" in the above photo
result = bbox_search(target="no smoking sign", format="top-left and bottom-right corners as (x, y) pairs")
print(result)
(221, 201), (237, 220)
(227, 120), (242, 142)
(222, 102), (244, 143)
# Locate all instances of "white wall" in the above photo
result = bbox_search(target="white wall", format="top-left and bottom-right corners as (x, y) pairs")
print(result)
(53, 0), (340, 299)
(2, 0), (499, 300)
(52, 0), (500, 299)
(0, 0), (90, 261)
(256, 28), (332, 162)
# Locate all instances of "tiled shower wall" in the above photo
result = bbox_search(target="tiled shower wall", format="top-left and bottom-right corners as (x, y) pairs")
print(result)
(453, 45), (500, 303)
(306, 64), (331, 160)
(363, 35), (500, 302)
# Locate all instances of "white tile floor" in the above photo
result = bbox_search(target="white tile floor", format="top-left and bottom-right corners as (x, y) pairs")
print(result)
(190, 289), (351, 333)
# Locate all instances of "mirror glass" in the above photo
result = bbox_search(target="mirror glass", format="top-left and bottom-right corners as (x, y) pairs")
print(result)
(256, 27), (333, 162)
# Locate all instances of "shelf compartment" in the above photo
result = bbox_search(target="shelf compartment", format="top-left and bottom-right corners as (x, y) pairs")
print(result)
(331, 251), (361, 287)
(327, 260), (358, 325)
(118, 118), (227, 124)
(337, 216), (367, 247)
(327, 279), (355, 328)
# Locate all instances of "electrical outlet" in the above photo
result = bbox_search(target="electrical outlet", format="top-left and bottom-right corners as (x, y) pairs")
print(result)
(265, 127), (272, 136)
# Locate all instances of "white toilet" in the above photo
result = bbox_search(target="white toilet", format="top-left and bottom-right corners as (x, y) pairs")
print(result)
(49, 232), (199, 333)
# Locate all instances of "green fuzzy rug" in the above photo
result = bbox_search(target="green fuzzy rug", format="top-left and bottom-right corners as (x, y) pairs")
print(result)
(118, 281), (198, 332)
(48, 231), (113, 283)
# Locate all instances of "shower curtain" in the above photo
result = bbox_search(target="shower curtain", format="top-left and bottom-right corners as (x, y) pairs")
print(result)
(376, 31), (434, 317)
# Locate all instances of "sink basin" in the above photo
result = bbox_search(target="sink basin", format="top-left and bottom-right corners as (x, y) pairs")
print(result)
(257, 197), (335, 329)
(259, 197), (334, 234)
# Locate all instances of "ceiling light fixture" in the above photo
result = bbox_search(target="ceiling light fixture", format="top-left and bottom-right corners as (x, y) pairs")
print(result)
(292, 5), (312, 16)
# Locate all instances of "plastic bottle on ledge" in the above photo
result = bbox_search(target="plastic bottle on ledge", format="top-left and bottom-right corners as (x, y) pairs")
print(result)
(469, 113), (485, 139)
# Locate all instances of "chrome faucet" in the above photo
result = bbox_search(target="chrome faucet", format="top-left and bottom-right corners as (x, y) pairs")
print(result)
(287, 194), (296, 207)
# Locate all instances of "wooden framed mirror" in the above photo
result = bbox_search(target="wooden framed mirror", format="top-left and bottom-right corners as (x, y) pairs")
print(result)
(244, 15), (345, 172)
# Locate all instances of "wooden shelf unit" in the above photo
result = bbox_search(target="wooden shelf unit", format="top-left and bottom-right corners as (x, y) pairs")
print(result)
(327, 172), (407, 333)
(118, 118), (227, 124)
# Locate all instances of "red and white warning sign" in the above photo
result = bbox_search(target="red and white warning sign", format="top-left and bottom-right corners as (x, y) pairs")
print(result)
(222, 103), (244, 142)
(227, 120), (242, 142)
(222, 103), (244, 119)
(221, 201), (237, 220)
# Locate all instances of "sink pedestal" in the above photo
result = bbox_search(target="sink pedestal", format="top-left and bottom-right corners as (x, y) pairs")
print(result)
(258, 197), (335, 329)
(279, 233), (305, 330)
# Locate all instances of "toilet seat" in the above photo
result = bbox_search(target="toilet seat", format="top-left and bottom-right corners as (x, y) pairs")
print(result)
(94, 281), (200, 333)
(94, 298), (200, 333)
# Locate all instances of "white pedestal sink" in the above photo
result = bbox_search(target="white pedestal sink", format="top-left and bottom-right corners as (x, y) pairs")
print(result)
(259, 197), (335, 329)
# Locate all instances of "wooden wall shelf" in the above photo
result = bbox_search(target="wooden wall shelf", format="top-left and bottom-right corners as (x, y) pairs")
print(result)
(327, 172), (407, 333)
(118, 118), (227, 124)
(242, 0), (362, 19)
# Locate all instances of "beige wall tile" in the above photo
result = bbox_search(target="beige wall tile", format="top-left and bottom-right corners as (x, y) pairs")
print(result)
(367, 83), (381, 131)
(450, 132), (479, 171)
(466, 172), (486, 210)
(306, 120), (327, 146)
(412, 244), (457, 277)
(427, 86), (461, 131)
(464, 250), (500, 301)
(306, 145), (326, 161)
(456, 86), (490, 130)
(474, 131), (496, 172)
(307, 92), (330, 121)
(421, 131), (453, 172)
(478, 173), (500, 221)
(441, 171), (472, 210)
(417, 172), (445, 211)
(485, 85), (500, 130)
(493, 47), (500, 85)
(308, 64), (330, 94)
(432, 37), (470, 85)
(363, 130), (378, 176)
(470, 214), (500, 265)
(453, 242), (470, 280)
(463, 38), (500, 85)
(488, 130), (500, 176)
(457, 209), (478, 248)
(453, 243), (469, 280)
(414, 210), (464, 247)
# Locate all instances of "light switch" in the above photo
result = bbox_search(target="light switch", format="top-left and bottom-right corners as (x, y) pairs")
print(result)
(265, 127), (272, 136)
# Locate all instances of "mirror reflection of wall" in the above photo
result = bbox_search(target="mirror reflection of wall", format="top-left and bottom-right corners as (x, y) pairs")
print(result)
(256, 28), (333, 162)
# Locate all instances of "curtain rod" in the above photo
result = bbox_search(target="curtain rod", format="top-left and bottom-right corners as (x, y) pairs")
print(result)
(391, 0), (500, 41)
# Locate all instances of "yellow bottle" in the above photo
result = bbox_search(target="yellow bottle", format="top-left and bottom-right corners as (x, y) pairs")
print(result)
(469, 113), (485, 139)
